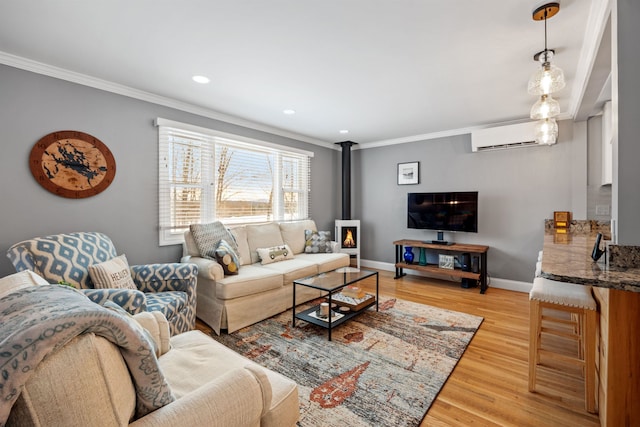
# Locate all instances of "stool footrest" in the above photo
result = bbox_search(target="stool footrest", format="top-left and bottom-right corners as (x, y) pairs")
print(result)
(538, 348), (586, 367)
(541, 315), (577, 326)
(529, 280), (597, 414)
(540, 326), (581, 341)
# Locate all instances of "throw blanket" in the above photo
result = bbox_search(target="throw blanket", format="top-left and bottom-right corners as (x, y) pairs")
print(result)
(0, 285), (175, 426)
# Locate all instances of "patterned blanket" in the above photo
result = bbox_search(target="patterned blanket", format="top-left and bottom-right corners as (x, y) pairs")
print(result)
(0, 285), (175, 426)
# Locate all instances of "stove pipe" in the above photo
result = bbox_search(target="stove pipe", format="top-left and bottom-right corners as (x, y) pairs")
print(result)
(335, 141), (357, 220)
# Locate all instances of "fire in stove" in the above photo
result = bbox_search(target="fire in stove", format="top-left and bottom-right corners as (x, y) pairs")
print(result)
(342, 227), (357, 248)
(335, 219), (360, 268)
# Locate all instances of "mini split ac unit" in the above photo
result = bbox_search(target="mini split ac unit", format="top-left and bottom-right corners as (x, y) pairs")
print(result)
(471, 122), (538, 152)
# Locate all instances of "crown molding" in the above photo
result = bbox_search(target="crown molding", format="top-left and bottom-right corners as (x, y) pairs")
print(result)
(360, 127), (482, 149)
(358, 113), (572, 150)
(0, 51), (334, 149)
(0, 50), (582, 152)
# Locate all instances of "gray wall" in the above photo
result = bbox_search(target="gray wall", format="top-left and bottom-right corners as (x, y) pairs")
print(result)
(0, 65), (340, 277)
(0, 63), (598, 284)
(615, 0), (640, 244)
(351, 121), (584, 283)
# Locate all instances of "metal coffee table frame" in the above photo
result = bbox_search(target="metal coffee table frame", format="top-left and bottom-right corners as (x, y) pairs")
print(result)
(292, 267), (379, 340)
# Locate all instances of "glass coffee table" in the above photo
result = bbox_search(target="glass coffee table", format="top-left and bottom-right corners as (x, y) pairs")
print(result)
(292, 267), (379, 340)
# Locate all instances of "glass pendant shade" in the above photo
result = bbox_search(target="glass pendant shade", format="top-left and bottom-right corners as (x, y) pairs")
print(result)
(528, 62), (566, 95)
(534, 118), (558, 145)
(530, 94), (560, 119)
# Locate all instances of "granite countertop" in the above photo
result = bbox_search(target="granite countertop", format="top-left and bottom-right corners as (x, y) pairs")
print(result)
(541, 230), (640, 292)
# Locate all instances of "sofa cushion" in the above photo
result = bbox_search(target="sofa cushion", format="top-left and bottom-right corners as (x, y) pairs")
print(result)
(260, 258), (317, 284)
(279, 220), (317, 254)
(214, 239), (240, 275)
(246, 223), (285, 264)
(88, 254), (137, 290)
(146, 291), (187, 321)
(216, 265), (283, 300)
(159, 330), (299, 427)
(295, 252), (351, 273)
(304, 230), (333, 253)
(257, 244), (294, 265)
(229, 226), (252, 266)
(190, 222), (238, 259)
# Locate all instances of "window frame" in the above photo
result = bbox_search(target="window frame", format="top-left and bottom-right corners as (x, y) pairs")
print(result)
(156, 118), (313, 246)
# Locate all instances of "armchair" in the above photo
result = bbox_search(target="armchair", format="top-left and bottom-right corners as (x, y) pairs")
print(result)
(0, 272), (299, 427)
(6, 231), (197, 335)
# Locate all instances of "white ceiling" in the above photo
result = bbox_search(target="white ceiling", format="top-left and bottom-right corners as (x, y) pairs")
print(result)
(0, 1), (610, 147)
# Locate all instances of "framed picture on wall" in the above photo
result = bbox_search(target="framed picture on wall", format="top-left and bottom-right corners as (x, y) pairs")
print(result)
(397, 162), (419, 185)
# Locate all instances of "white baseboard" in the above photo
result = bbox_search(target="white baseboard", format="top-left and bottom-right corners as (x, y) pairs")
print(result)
(360, 259), (531, 294)
(489, 278), (532, 293)
(360, 259), (394, 271)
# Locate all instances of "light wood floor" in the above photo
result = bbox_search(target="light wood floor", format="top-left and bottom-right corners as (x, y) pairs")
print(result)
(197, 270), (601, 427)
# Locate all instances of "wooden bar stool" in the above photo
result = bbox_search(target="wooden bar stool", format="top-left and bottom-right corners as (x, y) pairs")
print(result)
(528, 277), (597, 413)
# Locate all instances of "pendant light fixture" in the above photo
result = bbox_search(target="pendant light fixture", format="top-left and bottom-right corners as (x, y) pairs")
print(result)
(534, 118), (559, 146)
(528, 3), (565, 96)
(530, 94), (560, 120)
(528, 2), (563, 145)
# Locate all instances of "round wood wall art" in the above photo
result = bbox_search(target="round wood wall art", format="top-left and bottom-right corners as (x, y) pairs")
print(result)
(29, 130), (116, 199)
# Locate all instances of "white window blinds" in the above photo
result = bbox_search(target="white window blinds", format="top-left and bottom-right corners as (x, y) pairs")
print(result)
(157, 119), (312, 246)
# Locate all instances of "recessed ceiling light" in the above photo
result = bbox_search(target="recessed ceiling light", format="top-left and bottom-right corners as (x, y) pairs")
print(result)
(283, 109), (296, 115)
(339, 129), (349, 134)
(192, 75), (210, 84)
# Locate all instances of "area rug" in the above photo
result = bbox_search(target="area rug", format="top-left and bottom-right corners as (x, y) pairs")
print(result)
(211, 298), (483, 427)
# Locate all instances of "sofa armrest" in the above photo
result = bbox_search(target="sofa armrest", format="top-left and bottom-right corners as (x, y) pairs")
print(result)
(129, 366), (268, 427)
(133, 311), (171, 356)
(130, 263), (198, 295)
(330, 241), (341, 253)
(184, 256), (225, 282)
(81, 288), (147, 314)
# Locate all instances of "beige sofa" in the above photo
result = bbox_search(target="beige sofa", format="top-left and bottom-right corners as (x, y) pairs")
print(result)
(182, 220), (350, 334)
(3, 272), (299, 427)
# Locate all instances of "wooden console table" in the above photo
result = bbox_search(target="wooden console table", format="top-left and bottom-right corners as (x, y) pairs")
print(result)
(393, 239), (489, 294)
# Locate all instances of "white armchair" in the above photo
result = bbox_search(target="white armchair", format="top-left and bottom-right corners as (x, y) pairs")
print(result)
(1, 271), (300, 427)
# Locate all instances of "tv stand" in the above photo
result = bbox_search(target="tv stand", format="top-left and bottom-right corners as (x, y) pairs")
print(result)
(432, 231), (448, 245)
(430, 240), (450, 245)
(393, 239), (489, 294)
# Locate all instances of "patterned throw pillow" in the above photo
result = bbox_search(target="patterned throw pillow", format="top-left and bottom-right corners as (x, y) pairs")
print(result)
(190, 221), (238, 259)
(256, 244), (294, 265)
(214, 239), (240, 276)
(88, 254), (137, 290)
(304, 230), (332, 253)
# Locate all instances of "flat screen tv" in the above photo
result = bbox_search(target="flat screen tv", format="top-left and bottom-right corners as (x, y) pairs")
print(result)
(407, 191), (478, 233)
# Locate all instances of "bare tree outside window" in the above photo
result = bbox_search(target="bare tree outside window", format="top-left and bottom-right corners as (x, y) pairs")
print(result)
(215, 146), (246, 218)
(215, 145), (275, 222)
(283, 157), (298, 219)
(170, 137), (203, 229)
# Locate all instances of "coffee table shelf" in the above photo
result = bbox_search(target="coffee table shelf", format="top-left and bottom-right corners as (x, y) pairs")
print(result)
(292, 267), (378, 340)
(294, 298), (377, 330)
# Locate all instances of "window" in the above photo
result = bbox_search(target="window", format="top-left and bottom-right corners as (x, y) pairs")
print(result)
(157, 118), (313, 245)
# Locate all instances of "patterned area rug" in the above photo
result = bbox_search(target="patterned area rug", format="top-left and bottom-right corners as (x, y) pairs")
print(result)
(211, 298), (483, 426)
